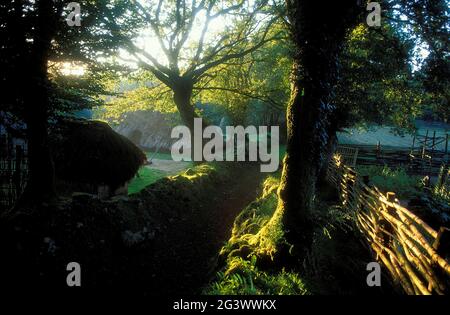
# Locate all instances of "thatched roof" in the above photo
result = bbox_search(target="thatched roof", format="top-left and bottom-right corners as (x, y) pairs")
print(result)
(53, 120), (146, 189)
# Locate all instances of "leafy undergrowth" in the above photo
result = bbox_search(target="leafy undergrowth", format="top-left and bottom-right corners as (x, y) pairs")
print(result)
(207, 257), (309, 295)
(356, 165), (423, 199)
(204, 175), (390, 295)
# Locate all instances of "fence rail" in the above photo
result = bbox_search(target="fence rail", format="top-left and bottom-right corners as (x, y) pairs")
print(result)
(327, 154), (450, 295)
(335, 145), (359, 167)
(337, 143), (449, 175)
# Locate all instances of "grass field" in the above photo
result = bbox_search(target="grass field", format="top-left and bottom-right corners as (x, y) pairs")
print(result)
(128, 150), (179, 195)
(338, 120), (449, 149)
(145, 150), (173, 161)
(128, 167), (167, 195)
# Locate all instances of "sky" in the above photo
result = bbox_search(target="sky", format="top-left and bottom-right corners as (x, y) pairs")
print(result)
(117, 2), (232, 70)
(59, 1), (434, 76)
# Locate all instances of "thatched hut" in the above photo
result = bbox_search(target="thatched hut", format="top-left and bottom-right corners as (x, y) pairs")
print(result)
(53, 119), (146, 198)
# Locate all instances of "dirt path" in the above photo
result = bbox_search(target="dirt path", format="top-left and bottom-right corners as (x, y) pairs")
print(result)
(141, 163), (264, 295)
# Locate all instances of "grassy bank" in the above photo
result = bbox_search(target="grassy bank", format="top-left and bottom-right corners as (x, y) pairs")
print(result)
(128, 150), (192, 195)
(128, 167), (167, 194)
(204, 172), (385, 295)
(203, 174), (310, 295)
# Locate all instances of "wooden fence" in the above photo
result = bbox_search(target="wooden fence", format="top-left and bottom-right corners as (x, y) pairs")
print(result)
(338, 143), (449, 176)
(327, 154), (450, 295)
(411, 131), (449, 156)
(0, 135), (28, 210)
(335, 145), (359, 167)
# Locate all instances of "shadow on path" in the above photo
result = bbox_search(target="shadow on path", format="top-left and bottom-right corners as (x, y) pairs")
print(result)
(143, 163), (264, 294)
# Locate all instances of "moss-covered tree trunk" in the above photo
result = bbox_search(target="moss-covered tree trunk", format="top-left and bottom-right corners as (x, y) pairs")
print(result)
(276, 1), (361, 255)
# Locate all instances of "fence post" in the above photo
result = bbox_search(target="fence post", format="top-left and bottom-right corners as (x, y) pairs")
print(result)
(411, 133), (416, 155)
(352, 148), (359, 167)
(445, 133), (448, 156)
(436, 164), (445, 191)
(422, 130), (429, 159)
(431, 131), (436, 154)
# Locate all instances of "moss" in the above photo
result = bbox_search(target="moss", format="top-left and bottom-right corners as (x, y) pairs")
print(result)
(176, 164), (217, 181)
(205, 174), (311, 295)
(219, 175), (285, 261)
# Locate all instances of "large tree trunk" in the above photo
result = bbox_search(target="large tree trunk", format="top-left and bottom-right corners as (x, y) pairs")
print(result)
(172, 77), (198, 133)
(20, 0), (56, 204)
(276, 1), (360, 254)
(172, 76), (203, 162)
(318, 128), (338, 187)
(277, 75), (318, 250)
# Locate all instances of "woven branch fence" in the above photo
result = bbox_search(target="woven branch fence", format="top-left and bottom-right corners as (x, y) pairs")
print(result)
(327, 154), (450, 295)
(338, 143), (448, 176)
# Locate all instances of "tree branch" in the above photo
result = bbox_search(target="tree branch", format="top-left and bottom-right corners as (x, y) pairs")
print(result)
(194, 86), (285, 110)
(191, 30), (279, 80)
